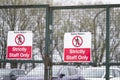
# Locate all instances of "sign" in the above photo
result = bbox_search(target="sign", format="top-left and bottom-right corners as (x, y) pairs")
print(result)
(64, 32), (91, 62)
(6, 31), (32, 60)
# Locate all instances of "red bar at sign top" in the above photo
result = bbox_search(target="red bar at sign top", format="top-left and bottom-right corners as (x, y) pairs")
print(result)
(7, 46), (32, 60)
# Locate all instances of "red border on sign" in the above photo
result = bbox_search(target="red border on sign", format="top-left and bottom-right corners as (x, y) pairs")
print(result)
(72, 36), (83, 47)
(15, 34), (25, 45)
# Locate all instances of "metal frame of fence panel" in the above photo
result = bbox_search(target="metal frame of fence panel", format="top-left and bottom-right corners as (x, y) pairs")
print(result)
(0, 4), (49, 63)
(51, 4), (120, 80)
(0, 4), (52, 80)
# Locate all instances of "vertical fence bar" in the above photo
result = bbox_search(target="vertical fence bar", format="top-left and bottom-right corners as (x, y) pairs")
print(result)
(49, 7), (53, 80)
(45, 5), (49, 80)
(45, 5), (52, 80)
(106, 6), (110, 80)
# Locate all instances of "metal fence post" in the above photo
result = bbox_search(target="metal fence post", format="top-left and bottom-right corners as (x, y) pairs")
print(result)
(106, 6), (110, 80)
(45, 5), (53, 80)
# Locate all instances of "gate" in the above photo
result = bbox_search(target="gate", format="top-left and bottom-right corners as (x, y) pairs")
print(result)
(50, 4), (120, 80)
(0, 4), (120, 80)
(0, 4), (52, 80)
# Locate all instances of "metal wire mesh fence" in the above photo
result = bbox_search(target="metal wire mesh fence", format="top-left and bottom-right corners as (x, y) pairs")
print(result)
(52, 8), (107, 64)
(0, 5), (48, 68)
(0, 4), (120, 80)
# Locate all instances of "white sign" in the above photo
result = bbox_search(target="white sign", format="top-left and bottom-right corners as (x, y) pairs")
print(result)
(7, 31), (32, 60)
(64, 32), (91, 62)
